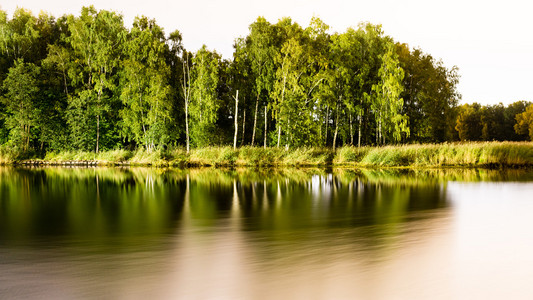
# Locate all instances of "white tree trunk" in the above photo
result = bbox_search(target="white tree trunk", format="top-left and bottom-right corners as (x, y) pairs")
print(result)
(333, 105), (339, 151)
(185, 100), (189, 153)
(350, 113), (353, 145)
(241, 110), (246, 146)
(325, 105), (329, 147)
(233, 90), (239, 150)
(358, 114), (362, 147)
(251, 95), (259, 146)
(264, 105), (267, 148)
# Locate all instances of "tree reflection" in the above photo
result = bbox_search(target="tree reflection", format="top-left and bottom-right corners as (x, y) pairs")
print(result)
(1, 166), (531, 250)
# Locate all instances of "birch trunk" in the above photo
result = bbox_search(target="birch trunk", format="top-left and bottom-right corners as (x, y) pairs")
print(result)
(358, 114), (362, 147)
(185, 99), (190, 153)
(182, 53), (191, 154)
(96, 87), (102, 154)
(241, 109), (246, 146)
(349, 113), (353, 145)
(233, 90), (239, 150)
(264, 105), (267, 148)
(96, 115), (100, 153)
(325, 105), (329, 147)
(332, 103), (340, 151)
(251, 94), (259, 146)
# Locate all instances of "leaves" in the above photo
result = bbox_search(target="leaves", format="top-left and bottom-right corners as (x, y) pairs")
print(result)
(372, 42), (408, 143)
(119, 16), (172, 149)
(1, 59), (40, 149)
(514, 104), (533, 141)
(0, 7), (496, 154)
(188, 45), (221, 147)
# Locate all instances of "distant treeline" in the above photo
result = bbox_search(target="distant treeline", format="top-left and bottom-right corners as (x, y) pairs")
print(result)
(1, 6), (532, 155)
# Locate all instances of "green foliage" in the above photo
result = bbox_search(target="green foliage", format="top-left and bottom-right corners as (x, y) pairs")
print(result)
(270, 19), (325, 148)
(455, 103), (483, 141)
(0, 6), (528, 158)
(0, 8), (40, 64)
(1, 59), (40, 150)
(120, 16), (173, 150)
(453, 101), (531, 143)
(397, 44), (460, 142)
(189, 45), (220, 147)
(372, 42), (408, 144)
(65, 6), (126, 152)
(515, 104), (533, 141)
(0, 144), (20, 163)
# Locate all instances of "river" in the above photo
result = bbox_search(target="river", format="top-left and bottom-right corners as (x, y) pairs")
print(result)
(1, 167), (533, 299)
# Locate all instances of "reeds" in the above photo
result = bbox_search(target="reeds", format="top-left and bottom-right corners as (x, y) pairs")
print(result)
(2, 142), (532, 168)
(335, 142), (533, 167)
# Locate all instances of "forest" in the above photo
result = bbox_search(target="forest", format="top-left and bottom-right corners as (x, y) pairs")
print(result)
(1, 6), (533, 157)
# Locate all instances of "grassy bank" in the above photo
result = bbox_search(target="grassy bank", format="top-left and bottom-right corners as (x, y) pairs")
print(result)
(1, 142), (532, 168)
(334, 142), (533, 168)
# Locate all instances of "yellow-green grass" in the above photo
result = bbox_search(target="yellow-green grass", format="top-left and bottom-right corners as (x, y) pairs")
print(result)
(2, 142), (532, 168)
(335, 142), (533, 168)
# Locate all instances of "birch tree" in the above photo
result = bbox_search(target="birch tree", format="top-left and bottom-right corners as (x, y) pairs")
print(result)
(1, 59), (40, 150)
(65, 6), (125, 152)
(372, 42), (408, 144)
(248, 17), (275, 146)
(120, 16), (172, 150)
(189, 45), (220, 147)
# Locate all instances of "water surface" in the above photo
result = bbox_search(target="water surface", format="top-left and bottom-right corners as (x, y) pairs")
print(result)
(1, 167), (533, 299)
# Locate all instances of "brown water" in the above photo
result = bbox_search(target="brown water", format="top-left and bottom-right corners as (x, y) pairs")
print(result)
(1, 167), (533, 299)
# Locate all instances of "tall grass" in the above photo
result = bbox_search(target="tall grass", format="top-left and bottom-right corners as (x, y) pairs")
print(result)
(187, 146), (332, 166)
(189, 146), (239, 166)
(0, 145), (19, 164)
(2, 142), (533, 168)
(336, 142), (533, 167)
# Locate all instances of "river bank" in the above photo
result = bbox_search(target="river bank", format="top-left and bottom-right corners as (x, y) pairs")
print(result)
(2, 142), (533, 168)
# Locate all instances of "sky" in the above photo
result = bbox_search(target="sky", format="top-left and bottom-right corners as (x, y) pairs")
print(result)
(3, 0), (533, 106)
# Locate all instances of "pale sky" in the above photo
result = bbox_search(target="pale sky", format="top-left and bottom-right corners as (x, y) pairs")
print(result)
(3, 0), (533, 105)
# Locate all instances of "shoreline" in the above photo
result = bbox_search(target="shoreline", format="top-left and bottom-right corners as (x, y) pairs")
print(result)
(2, 142), (533, 169)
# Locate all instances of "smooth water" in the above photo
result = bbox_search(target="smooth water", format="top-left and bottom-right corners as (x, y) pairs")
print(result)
(1, 167), (533, 299)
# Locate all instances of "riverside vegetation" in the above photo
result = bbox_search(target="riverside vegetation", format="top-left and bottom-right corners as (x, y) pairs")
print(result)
(2, 142), (532, 168)
(1, 7), (533, 167)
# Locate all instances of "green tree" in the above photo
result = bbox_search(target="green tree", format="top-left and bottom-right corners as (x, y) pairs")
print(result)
(119, 16), (172, 150)
(271, 20), (307, 148)
(396, 44), (460, 142)
(514, 104), (533, 141)
(480, 103), (506, 141)
(189, 45), (220, 147)
(326, 26), (373, 149)
(270, 18), (328, 148)
(247, 17), (276, 146)
(181, 50), (192, 153)
(65, 6), (126, 152)
(302, 17), (330, 147)
(505, 101), (531, 141)
(455, 103), (482, 141)
(351, 23), (389, 146)
(1, 59), (40, 150)
(0, 8), (40, 66)
(228, 38), (253, 148)
(372, 42), (408, 144)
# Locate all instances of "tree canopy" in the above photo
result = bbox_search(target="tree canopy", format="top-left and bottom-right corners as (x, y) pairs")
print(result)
(1, 6), (530, 156)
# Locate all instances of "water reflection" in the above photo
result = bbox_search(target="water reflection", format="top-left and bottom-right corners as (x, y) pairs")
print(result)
(0, 167), (451, 244)
(1, 167), (532, 299)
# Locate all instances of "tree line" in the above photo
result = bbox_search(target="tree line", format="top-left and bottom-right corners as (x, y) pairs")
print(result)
(1, 7), (532, 155)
